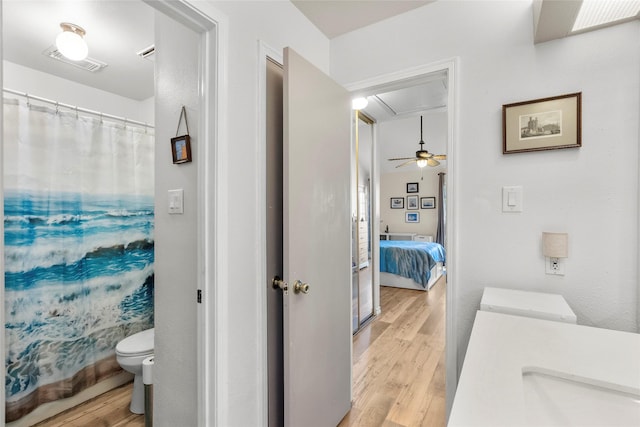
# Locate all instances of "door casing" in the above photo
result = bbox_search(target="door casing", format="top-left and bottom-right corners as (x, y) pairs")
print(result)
(346, 58), (459, 417)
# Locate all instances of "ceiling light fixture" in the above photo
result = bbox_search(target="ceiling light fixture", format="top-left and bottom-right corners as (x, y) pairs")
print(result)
(416, 159), (428, 168)
(56, 22), (88, 61)
(352, 97), (368, 110)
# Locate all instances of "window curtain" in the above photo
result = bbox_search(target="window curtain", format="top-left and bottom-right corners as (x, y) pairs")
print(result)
(3, 97), (155, 422)
(436, 172), (446, 246)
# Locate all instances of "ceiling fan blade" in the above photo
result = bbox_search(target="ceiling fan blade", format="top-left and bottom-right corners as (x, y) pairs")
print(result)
(432, 154), (447, 160)
(427, 158), (440, 167)
(388, 157), (415, 161)
(395, 159), (417, 168)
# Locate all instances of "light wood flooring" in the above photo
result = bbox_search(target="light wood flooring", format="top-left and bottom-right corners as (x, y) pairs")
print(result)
(339, 276), (447, 427)
(33, 383), (143, 427)
(33, 276), (445, 427)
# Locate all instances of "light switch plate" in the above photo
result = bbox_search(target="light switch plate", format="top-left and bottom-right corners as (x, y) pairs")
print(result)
(168, 189), (184, 214)
(502, 186), (523, 213)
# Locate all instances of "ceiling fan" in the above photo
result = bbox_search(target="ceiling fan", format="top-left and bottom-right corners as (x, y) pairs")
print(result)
(388, 116), (446, 168)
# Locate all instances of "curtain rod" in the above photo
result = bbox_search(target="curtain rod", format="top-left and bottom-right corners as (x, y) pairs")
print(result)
(3, 88), (154, 130)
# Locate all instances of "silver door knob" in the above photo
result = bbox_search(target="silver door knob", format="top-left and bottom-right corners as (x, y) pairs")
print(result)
(293, 280), (310, 294)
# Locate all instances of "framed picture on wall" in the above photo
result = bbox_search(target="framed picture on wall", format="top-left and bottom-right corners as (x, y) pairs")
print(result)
(502, 92), (581, 154)
(390, 197), (404, 209)
(171, 135), (192, 164)
(407, 195), (419, 210)
(406, 182), (419, 193)
(421, 197), (436, 209)
(405, 212), (420, 223)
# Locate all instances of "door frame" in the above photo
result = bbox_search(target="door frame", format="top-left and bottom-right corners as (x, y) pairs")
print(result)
(0, 0), (225, 425)
(258, 41), (284, 426)
(345, 57), (460, 416)
(142, 2), (227, 424)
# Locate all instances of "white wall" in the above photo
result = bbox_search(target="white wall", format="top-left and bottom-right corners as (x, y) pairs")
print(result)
(3, 61), (153, 124)
(380, 169), (443, 237)
(153, 11), (199, 426)
(331, 0), (640, 374)
(212, 4), (328, 423)
(176, 1), (330, 425)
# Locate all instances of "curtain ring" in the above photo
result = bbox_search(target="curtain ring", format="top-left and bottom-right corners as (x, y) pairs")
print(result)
(123, 118), (128, 129)
(26, 94), (31, 109)
(55, 101), (59, 115)
(75, 106), (79, 119)
(100, 113), (104, 124)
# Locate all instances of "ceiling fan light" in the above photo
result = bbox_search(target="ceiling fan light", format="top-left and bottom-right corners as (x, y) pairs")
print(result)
(56, 23), (88, 61)
(416, 159), (428, 168)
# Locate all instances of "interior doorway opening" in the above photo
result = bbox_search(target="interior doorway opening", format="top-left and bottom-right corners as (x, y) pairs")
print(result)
(346, 59), (458, 418)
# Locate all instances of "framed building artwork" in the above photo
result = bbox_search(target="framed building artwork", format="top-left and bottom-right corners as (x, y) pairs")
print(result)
(503, 92), (581, 154)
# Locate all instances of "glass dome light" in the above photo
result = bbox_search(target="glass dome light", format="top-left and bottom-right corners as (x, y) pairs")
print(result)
(416, 159), (428, 168)
(56, 22), (88, 61)
(351, 97), (368, 110)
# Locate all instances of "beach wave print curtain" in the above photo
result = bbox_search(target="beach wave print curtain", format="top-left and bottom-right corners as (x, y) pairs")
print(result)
(3, 98), (155, 422)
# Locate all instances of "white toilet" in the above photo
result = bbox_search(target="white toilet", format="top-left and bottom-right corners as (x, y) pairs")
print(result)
(116, 328), (154, 414)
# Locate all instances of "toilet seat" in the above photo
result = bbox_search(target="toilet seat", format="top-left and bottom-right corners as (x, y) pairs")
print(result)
(116, 328), (154, 356)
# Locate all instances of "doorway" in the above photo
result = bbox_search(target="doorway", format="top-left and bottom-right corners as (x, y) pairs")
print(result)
(347, 59), (458, 415)
(352, 112), (375, 333)
(1, 1), (220, 425)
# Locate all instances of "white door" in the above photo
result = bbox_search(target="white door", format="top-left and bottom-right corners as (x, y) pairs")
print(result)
(283, 47), (352, 427)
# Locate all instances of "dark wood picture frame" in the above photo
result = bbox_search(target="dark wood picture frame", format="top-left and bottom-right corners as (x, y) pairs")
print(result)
(390, 197), (404, 209)
(406, 182), (419, 193)
(421, 197), (436, 209)
(503, 92), (581, 154)
(171, 135), (192, 164)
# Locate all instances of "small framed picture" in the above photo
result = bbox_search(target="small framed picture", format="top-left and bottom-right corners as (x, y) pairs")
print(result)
(171, 135), (192, 164)
(421, 197), (436, 209)
(390, 197), (404, 209)
(406, 182), (419, 193)
(405, 212), (420, 223)
(407, 195), (419, 210)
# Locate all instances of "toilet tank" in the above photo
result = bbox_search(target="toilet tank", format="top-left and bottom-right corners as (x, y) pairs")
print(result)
(480, 287), (577, 324)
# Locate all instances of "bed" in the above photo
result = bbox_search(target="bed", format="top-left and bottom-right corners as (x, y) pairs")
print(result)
(379, 240), (446, 291)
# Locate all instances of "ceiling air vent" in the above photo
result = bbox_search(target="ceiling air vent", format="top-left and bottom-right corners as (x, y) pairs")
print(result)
(43, 46), (108, 72)
(136, 44), (155, 62)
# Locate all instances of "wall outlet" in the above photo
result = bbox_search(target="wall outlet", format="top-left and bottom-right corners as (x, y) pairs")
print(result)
(545, 257), (565, 275)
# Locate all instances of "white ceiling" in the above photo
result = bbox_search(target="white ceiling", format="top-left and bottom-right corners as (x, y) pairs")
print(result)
(2, 0), (435, 102)
(291, 0), (433, 39)
(3, 0), (613, 174)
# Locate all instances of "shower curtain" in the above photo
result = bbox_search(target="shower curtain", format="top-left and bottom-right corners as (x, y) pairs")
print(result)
(3, 97), (155, 422)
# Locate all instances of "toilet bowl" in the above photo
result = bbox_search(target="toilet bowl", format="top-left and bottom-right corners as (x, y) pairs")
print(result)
(116, 328), (154, 414)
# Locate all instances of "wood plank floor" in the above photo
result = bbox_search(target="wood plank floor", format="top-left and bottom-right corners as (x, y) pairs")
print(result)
(33, 276), (445, 427)
(33, 383), (143, 427)
(339, 276), (446, 427)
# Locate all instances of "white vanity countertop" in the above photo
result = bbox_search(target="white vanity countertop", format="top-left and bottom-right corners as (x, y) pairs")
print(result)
(448, 310), (640, 427)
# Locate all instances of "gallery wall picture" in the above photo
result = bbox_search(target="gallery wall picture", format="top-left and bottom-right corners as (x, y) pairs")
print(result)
(405, 212), (420, 223)
(421, 197), (436, 209)
(390, 197), (404, 209)
(407, 195), (419, 210)
(407, 182), (419, 193)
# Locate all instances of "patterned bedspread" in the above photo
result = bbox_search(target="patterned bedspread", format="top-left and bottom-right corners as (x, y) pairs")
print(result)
(379, 240), (446, 287)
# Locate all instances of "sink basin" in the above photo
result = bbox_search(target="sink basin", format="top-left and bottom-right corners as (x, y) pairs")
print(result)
(522, 367), (640, 426)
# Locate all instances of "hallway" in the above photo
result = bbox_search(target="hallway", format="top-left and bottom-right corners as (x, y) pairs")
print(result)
(339, 277), (446, 427)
